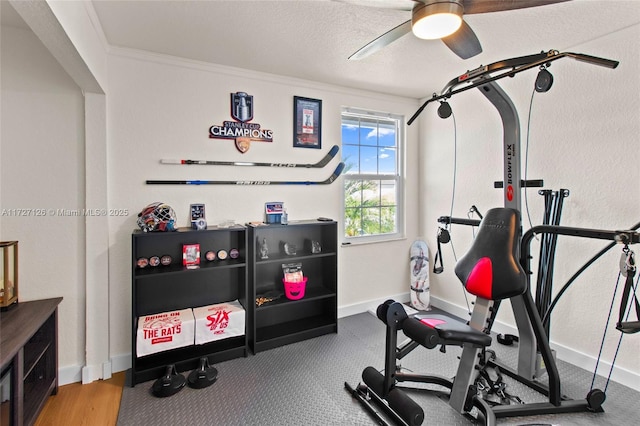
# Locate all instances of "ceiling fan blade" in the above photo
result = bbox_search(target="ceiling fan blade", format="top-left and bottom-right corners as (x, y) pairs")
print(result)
(441, 19), (482, 60)
(348, 19), (412, 60)
(462, 0), (572, 15)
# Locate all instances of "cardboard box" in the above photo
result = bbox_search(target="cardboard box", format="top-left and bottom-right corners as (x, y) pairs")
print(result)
(193, 300), (245, 345)
(137, 308), (194, 357)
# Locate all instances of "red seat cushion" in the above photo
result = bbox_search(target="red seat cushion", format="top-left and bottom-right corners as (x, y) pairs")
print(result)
(465, 257), (493, 300)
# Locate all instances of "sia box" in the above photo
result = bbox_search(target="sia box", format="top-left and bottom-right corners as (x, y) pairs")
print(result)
(137, 308), (195, 357)
(193, 300), (245, 345)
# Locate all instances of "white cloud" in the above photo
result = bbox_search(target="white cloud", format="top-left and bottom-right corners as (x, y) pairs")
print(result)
(366, 128), (394, 139)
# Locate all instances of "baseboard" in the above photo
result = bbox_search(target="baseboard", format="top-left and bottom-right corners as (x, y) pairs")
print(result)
(59, 359), (127, 386)
(103, 361), (113, 380)
(81, 365), (95, 384)
(58, 365), (82, 386)
(429, 295), (640, 392)
(110, 353), (132, 375)
(337, 292), (411, 319)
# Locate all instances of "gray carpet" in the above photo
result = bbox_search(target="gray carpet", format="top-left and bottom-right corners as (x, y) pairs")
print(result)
(118, 311), (638, 425)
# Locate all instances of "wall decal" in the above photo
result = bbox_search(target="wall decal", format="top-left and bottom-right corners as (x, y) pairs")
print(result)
(209, 92), (274, 153)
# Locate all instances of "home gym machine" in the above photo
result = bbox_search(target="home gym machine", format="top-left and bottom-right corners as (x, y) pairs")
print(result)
(347, 209), (639, 426)
(345, 50), (633, 425)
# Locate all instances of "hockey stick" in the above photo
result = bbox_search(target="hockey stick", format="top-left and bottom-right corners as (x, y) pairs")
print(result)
(146, 162), (345, 185)
(161, 145), (339, 168)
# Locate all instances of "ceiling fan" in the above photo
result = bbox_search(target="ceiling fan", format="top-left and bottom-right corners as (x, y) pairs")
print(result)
(340, 0), (571, 60)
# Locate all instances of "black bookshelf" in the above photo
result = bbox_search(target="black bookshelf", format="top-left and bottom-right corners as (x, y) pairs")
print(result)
(247, 220), (338, 353)
(130, 226), (248, 386)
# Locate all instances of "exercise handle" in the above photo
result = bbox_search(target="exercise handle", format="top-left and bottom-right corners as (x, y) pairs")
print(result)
(494, 179), (544, 188)
(568, 53), (619, 69)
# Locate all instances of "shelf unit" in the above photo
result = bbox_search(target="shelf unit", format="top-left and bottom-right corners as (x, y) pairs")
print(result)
(0, 297), (61, 426)
(130, 226), (248, 386)
(248, 220), (337, 353)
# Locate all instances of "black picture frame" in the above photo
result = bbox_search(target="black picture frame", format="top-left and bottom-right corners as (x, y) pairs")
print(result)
(293, 96), (322, 149)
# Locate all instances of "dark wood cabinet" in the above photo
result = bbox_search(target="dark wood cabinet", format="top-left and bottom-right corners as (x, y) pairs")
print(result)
(0, 297), (61, 426)
(130, 226), (248, 386)
(248, 220), (338, 353)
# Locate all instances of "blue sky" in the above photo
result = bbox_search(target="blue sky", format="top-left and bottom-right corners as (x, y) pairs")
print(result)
(341, 117), (397, 175)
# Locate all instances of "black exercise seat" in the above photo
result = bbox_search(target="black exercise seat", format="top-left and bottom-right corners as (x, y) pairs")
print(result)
(400, 208), (526, 352)
(403, 314), (492, 349)
(454, 208), (527, 301)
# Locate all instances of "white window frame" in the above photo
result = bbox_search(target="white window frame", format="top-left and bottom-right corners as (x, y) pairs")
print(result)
(340, 107), (405, 244)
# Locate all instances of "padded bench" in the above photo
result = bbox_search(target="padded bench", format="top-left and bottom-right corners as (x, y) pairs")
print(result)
(403, 314), (492, 349)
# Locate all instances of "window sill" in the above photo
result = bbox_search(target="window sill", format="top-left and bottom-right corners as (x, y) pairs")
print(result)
(341, 235), (406, 247)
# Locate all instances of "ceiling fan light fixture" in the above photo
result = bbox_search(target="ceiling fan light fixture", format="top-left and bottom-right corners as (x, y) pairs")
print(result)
(412, 1), (463, 40)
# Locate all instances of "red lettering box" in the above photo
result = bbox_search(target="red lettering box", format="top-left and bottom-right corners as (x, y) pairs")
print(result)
(137, 308), (195, 357)
(193, 300), (245, 345)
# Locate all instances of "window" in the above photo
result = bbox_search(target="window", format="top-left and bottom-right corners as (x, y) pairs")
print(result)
(341, 108), (404, 242)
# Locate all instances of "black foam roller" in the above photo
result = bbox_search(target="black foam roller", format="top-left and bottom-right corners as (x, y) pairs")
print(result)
(363, 366), (385, 395)
(376, 299), (394, 323)
(362, 366), (424, 426)
(402, 317), (439, 349)
(387, 388), (424, 426)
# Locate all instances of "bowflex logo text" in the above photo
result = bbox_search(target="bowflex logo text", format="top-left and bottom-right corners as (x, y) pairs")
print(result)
(506, 143), (515, 202)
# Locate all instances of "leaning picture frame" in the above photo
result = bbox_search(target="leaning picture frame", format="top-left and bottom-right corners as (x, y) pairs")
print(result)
(182, 243), (201, 269)
(293, 96), (322, 149)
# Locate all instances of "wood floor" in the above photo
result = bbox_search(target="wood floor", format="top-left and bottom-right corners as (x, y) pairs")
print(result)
(34, 371), (125, 426)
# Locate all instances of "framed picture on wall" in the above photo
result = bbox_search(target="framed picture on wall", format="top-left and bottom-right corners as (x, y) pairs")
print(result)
(293, 96), (322, 149)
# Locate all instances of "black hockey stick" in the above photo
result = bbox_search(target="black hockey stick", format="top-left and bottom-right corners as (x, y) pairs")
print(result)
(161, 145), (339, 168)
(146, 162), (345, 185)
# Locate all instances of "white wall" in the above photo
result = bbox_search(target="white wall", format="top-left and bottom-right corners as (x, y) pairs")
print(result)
(420, 24), (640, 387)
(106, 49), (421, 362)
(0, 25), (85, 372)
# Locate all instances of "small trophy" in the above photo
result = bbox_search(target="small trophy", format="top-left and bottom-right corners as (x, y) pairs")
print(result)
(259, 237), (269, 259)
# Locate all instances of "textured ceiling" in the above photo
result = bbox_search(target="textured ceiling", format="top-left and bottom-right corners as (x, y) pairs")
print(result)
(6, 1), (640, 99)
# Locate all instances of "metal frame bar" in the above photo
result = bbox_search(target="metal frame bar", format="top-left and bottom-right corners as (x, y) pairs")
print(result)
(408, 50), (619, 125)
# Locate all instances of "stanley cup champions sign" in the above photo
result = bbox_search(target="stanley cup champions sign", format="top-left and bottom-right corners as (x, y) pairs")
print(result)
(209, 92), (274, 153)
